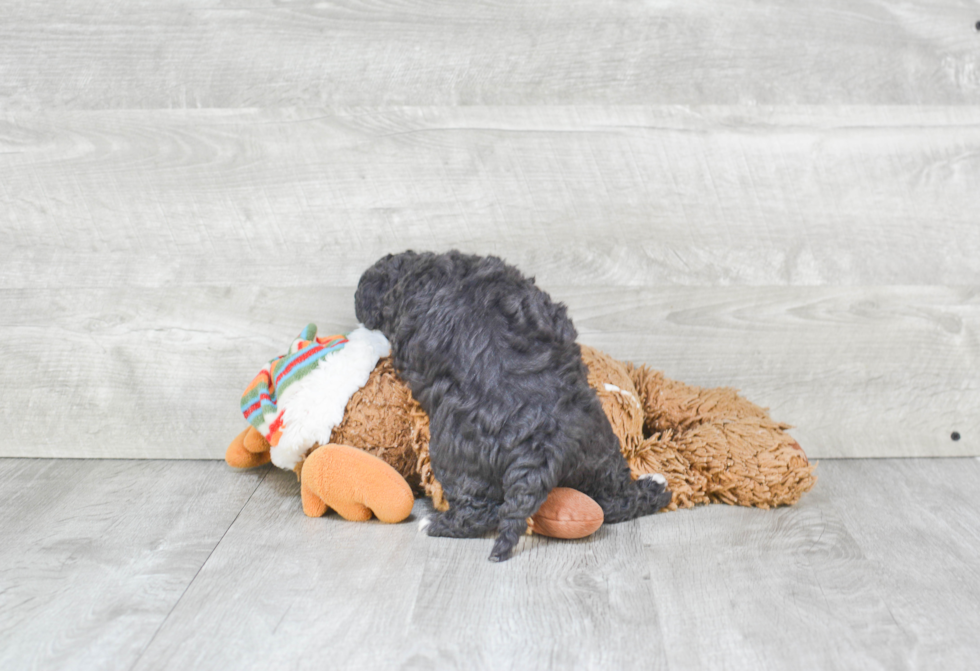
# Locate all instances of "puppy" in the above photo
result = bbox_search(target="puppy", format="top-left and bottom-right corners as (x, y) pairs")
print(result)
(355, 251), (671, 561)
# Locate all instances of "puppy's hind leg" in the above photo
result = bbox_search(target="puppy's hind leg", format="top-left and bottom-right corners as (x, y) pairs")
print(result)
(423, 496), (500, 538)
(592, 465), (672, 524)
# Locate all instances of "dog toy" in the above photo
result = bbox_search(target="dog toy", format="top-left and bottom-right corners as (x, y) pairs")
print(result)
(227, 324), (816, 530)
(300, 444), (414, 523)
(578, 346), (815, 510)
(527, 488), (606, 539)
(239, 324), (391, 472)
(229, 324), (605, 536)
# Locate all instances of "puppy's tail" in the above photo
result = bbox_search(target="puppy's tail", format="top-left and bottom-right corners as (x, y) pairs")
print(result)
(490, 460), (559, 562)
(490, 516), (537, 563)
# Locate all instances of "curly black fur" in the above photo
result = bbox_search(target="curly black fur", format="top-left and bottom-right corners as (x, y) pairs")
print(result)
(355, 251), (671, 561)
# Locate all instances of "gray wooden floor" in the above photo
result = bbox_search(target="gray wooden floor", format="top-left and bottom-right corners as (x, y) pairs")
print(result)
(2, 458), (977, 670)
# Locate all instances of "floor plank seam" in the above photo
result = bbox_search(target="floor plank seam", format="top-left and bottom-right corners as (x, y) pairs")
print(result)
(126, 468), (269, 670)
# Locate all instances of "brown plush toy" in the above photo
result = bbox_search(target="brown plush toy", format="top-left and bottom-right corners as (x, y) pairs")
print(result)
(578, 346), (816, 511)
(228, 326), (815, 534)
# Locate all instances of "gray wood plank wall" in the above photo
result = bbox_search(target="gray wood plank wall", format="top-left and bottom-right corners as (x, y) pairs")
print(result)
(1, 1), (977, 459)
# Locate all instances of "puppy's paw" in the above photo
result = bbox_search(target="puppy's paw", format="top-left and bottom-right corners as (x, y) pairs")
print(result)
(640, 473), (667, 486)
(638, 472), (672, 510)
(418, 515), (433, 534)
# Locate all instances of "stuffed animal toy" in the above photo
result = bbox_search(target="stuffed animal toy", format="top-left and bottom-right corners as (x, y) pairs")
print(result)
(227, 324), (816, 536)
(229, 324), (604, 537)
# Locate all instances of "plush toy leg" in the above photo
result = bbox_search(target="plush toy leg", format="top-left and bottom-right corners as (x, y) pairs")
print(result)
(301, 481), (330, 517)
(301, 481), (374, 520)
(243, 427), (271, 455)
(225, 427), (272, 468)
(300, 444), (415, 523)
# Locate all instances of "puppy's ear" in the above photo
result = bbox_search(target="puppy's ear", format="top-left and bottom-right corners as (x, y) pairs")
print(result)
(354, 251), (420, 330)
(354, 262), (388, 330)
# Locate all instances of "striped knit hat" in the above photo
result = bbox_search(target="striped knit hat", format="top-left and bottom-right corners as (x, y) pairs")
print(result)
(241, 324), (390, 470)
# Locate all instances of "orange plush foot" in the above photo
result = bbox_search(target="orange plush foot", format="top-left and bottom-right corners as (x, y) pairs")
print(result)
(225, 427), (272, 468)
(301, 444), (415, 523)
(527, 488), (604, 539)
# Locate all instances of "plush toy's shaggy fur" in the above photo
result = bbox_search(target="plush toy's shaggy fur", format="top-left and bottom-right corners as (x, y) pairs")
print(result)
(355, 250), (671, 561)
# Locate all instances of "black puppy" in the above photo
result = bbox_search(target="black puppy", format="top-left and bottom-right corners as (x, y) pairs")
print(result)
(355, 251), (671, 561)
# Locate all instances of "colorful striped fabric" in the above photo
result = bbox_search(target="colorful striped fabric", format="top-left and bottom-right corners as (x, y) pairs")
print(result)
(241, 324), (349, 446)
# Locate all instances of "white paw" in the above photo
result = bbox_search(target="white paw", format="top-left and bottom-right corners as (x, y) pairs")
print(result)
(640, 473), (667, 486)
(418, 516), (432, 533)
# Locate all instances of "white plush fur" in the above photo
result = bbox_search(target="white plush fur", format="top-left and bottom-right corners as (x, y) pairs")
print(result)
(603, 383), (643, 410)
(270, 326), (391, 470)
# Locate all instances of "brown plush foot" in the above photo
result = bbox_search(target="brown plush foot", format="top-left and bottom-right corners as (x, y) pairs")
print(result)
(301, 481), (329, 517)
(243, 426), (271, 454)
(300, 444), (415, 523)
(225, 427), (272, 468)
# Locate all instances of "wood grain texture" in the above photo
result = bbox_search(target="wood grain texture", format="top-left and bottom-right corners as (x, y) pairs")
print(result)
(641, 472), (918, 671)
(0, 285), (974, 460)
(1, 0), (978, 109)
(130, 467), (668, 671)
(5, 457), (977, 670)
(570, 285), (980, 459)
(819, 459), (980, 670)
(2, 106), (979, 289)
(0, 459), (264, 671)
(2, 9), (978, 463)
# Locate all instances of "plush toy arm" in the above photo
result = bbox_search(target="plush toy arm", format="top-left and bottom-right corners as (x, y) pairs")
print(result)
(301, 444), (415, 523)
(225, 427), (272, 468)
